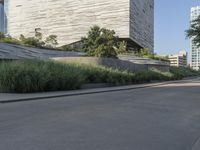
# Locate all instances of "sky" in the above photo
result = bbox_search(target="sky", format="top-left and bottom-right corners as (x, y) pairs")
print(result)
(154, 0), (200, 55)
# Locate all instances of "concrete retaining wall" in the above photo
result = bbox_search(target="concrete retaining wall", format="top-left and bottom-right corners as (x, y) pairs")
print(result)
(52, 57), (169, 72)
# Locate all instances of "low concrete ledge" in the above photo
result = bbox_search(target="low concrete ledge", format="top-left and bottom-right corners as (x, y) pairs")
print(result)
(52, 57), (170, 72)
(0, 43), (169, 72)
(0, 78), (196, 104)
(119, 55), (169, 65)
(0, 81), (180, 103)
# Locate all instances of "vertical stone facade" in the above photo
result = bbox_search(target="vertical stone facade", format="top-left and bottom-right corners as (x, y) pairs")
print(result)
(6, 0), (154, 51)
(130, 0), (154, 52)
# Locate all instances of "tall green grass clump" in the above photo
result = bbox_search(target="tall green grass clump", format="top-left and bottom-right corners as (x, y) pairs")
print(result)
(170, 67), (200, 79)
(133, 71), (173, 83)
(0, 60), (85, 93)
(0, 59), (199, 93)
(71, 64), (134, 85)
(0, 60), (136, 93)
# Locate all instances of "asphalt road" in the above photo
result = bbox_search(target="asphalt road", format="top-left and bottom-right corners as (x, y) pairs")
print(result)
(1, 79), (200, 150)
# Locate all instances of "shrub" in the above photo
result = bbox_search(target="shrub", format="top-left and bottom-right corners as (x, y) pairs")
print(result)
(123, 48), (170, 62)
(1, 36), (21, 45)
(0, 60), (136, 93)
(59, 44), (74, 51)
(1, 29), (58, 49)
(138, 48), (153, 57)
(133, 71), (172, 83)
(59, 44), (83, 52)
(170, 67), (200, 79)
(0, 60), (85, 93)
(94, 44), (118, 58)
(20, 34), (45, 48)
(69, 63), (134, 85)
(0, 59), (199, 93)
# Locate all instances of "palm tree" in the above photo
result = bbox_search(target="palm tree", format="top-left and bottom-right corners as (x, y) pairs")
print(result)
(186, 15), (200, 47)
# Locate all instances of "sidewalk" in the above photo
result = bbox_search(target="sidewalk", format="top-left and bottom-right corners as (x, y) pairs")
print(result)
(0, 78), (197, 103)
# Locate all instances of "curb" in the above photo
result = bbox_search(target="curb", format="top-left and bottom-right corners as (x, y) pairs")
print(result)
(0, 79), (197, 104)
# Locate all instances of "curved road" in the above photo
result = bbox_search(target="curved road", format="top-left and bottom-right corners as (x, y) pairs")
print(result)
(0, 79), (200, 150)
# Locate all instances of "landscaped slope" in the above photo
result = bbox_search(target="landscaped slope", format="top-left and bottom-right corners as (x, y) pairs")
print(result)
(0, 59), (199, 93)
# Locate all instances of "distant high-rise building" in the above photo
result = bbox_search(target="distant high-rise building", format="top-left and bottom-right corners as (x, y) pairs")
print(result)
(168, 50), (187, 67)
(190, 6), (200, 70)
(5, 0), (154, 52)
(0, 0), (4, 33)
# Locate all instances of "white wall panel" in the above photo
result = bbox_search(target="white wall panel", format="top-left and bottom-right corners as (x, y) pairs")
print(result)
(7, 0), (154, 51)
(7, 0), (129, 46)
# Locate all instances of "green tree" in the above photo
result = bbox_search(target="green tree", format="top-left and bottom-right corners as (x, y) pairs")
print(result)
(45, 35), (58, 48)
(186, 15), (200, 47)
(82, 25), (124, 58)
(116, 41), (127, 54)
(82, 26), (102, 55)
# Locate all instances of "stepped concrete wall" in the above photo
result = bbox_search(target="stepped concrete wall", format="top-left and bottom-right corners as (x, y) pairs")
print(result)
(52, 57), (169, 72)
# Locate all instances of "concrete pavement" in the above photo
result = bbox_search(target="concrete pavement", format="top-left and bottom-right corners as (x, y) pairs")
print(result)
(0, 79), (200, 150)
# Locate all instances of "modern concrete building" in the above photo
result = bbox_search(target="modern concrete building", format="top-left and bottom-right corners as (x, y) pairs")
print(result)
(190, 6), (200, 70)
(5, 0), (154, 51)
(0, 0), (4, 33)
(168, 50), (187, 67)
